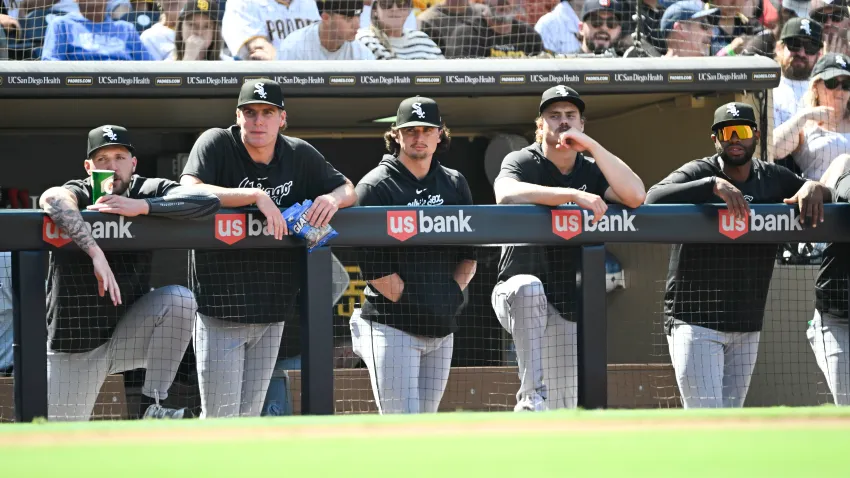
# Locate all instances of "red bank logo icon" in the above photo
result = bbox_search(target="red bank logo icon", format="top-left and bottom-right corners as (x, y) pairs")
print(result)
(43, 217), (72, 248)
(552, 210), (637, 240)
(387, 211), (418, 241)
(552, 210), (582, 240)
(718, 209), (802, 240)
(387, 210), (473, 242)
(215, 213), (246, 245)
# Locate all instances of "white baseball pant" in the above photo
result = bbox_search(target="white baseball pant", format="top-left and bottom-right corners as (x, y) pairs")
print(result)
(807, 310), (850, 406)
(666, 323), (760, 408)
(47, 285), (196, 421)
(194, 313), (284, 418)
(349, 310), (453, 414)
(491, 275), (578, 409)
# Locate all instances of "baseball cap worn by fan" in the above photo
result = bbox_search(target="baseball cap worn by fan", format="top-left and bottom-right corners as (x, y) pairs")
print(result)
(394, 97), (442, 128)
(711, 102), (758, 131)
(87, 125), (135, 157)
(237, 79), (285, 109)
(317, 0), (363, 16)
(180, 0), (223, 21)
(780, 17), (824, 42)
(581, 0), (622, 20)
(539, 85), (585, 114)
(811, 52), (850, 80)
(660, 0), (719, 37)
(810, 0), (850, 17)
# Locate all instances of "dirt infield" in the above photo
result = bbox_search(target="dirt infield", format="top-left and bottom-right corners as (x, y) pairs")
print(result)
(4, 413), (850, 447)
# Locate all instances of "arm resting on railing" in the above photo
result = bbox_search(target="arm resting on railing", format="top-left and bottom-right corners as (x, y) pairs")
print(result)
(144, 186), (221, 220)
(645, 175), (717, 204)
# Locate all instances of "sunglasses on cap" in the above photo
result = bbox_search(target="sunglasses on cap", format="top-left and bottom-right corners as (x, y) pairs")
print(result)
(812, 10), (848, 24)
(716, 125), (755, 142)
(824, 77), (850, 91)
(377, 0), (410, 8)
(784, 37), (821, 55)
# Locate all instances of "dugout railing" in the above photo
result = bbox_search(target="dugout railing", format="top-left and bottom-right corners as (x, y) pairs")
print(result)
(0, 203), (847, 421)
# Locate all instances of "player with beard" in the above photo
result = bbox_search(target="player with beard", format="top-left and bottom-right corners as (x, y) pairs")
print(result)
(773, 18), (824, 131)
(578, 0), (623, 56)
(645, 103), (832, 408)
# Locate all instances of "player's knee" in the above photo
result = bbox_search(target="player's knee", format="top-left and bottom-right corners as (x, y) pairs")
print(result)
(161, 285), (198, 317)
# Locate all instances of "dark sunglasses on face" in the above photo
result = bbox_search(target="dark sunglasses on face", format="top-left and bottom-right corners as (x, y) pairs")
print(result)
(824, 77), (850, 91)
(588, 15), (618, 28)
(784, 37), (821, 55)
(377, 0), (411, 9)
(812, 10), (848, 24)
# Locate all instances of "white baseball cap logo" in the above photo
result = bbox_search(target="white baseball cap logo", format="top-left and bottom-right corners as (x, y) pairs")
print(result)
(726, 104), (740, 117)
(102, 126), (118, 141)
(555, 85), (570, 97)
(838, 55), (848, 68)
(801, 19), (812, 36)
(411, 102), (426, 119)
(254, 82), (267, 99)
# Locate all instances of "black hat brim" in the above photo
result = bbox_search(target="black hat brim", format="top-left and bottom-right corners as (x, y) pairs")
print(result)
(539, 96), (586, 114)
(394, 120), (442, 129)
(87, 143), (135, 158)
(237, 99), (284, 109)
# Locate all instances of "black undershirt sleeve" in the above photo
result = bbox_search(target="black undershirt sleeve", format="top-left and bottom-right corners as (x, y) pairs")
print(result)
(145, 185), (221, 220)
(645, 162), (716, 204)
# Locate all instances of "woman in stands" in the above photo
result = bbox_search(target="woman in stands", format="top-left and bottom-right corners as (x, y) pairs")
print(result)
(356, 0), (443, 59)
(773, 53), (850, 181)
(171, 0), (223, 61)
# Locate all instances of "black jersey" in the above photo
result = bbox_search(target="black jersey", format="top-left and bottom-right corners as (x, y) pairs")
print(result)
(495, 142), (610, 319)
(355, 155), (475, 338)
(645, 155), (809, 333)
(182, 125), (347, 324)
(815, 170), (850, 323)
(47, 176), (179, 353)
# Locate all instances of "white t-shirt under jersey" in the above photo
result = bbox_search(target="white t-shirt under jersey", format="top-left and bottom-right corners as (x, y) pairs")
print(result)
(140, 22), (175, 60)
(278, 22), (376, 60)
(222, 0), (321, 58)
(356, 28), (443, 59)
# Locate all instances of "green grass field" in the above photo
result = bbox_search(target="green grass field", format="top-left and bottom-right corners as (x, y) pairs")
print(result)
(3, 407), (849, 478)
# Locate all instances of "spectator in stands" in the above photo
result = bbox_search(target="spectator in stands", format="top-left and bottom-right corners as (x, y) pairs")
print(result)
(519, 0), (559, 26)
(360, 0), (416, 31)
(222, 0), (320, 61)
(811, 0), (850, 44)
(41, 0), (155, 60)
(0, 5), (19, 47)
(535, 0), (581, 54)
(171, 0), (223, 60)
(492, 86), (645, 411)
(0, 252), (11, 376)
(774, 53), (850, 180)
(115, 0), (160, 32)
(356, 0), (443, 59)
(772, 18), (823, 131)
(418, 0), (485, 53)
(661, 0), (716, 57)
(708, 0), (763, 56)
(618, 0), (668, 55)
(279, 0), (375, 59)
(577, 0), (624, 55)
(445, 0), (542, 58)
(139, 0), (189, 60)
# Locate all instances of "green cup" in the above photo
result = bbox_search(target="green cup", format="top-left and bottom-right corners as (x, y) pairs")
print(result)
(91, 170), (115, 202)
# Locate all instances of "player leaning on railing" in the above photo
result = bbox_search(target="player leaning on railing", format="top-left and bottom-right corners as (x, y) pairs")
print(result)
(351, 96), (477, 414)
(645, 102), (832, 409)
(492, 85), (645, 412)
(39, 125), (221, 421)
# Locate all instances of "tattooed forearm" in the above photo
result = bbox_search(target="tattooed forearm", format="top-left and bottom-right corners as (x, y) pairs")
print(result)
(43, 194), (98, 254)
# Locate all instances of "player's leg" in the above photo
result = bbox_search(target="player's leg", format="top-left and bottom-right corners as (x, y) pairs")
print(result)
(666, 324), (723, 408)
(807, 311), (850, 405)
(721, 331), (760, 408)
(47, 347), (110, 421)
(418, 333), (453, 413)
(194, 313), (248, 418)
(491, 274), (548, 409)
(541, 306), (577, 409)
(350, 309), (422, 414)
(108, 285), (196, 416)
(239, 321), (285, 417)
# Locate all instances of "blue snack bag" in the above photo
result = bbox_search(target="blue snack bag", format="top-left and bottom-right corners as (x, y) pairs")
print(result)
(282, 199), (339, 252)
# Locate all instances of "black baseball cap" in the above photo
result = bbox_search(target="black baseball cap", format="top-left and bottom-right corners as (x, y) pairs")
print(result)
(317, 0), (362, 17)
(581, 0), (622, 20)
(711, 102), (758, 131)
(394, 96), (442, 128)
(539, 85), (585, 114)
(811, 52), (850, 80)
(810, 0), (849, 16)
(780, 17), (823, 43)
(87, 125), (135, 157)
(237, 79), (284, 109)
(180, 0), (222, 21)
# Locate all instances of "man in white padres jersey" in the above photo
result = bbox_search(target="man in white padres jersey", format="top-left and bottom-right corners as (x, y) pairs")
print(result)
(222, 0), (321, 60)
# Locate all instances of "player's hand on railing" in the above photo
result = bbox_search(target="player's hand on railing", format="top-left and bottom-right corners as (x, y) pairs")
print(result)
(306, 194), (339, 228)
(91, 251), (121, 306)
(713, 177), (748, 220)
(256, 193), (288, 239)
(784, 181), (827, 227)
(571, 190), (608, 224)
(86, 195), (149, 217)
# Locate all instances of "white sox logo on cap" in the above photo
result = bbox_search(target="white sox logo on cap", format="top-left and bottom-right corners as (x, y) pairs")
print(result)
(254, 82), (267, 99)
(801, 19), (812, 36)
(838, 56), (848, 68)
(102, 126), (118, 141)
(727, 104), (740, 117)
(412, 102), (426, 119)
(600, 0), (610, 6)
(555, 85), (570, 96)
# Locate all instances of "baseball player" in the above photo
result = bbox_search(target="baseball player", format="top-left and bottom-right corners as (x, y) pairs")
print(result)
(180, 79), (356, 418)
(807, 158), (850, 406)
(221, 0), (321, 60)
(492, 85), (645, 411)
(352, 96), (477, 414)
(645, 102), (832, 408)
(39, 125), (221, 421)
